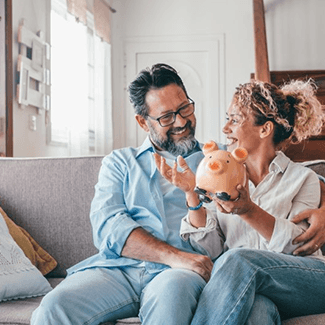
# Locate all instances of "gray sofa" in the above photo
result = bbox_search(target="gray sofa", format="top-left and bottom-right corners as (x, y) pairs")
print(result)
(0, 156), (324, 325)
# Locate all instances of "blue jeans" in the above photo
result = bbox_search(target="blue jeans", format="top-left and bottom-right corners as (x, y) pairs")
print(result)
(191, 248), (325, 325)
(31, 263), (277, 325)
(31, 266), (206, 325)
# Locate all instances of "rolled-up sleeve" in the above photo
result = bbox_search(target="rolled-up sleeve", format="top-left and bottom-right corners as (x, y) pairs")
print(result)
(180, 208), (225, 259)
(90, 153), (141, 256)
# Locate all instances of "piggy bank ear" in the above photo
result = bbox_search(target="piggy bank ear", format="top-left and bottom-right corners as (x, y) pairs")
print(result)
(232, 147), (248, 163)
(202, 141), (219, 156)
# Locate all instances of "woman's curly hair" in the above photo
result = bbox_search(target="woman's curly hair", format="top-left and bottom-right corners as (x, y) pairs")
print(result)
(232, 79), (325, 150)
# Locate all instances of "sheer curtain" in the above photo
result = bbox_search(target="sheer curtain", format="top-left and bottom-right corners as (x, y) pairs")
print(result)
(51, 0), (112, 156)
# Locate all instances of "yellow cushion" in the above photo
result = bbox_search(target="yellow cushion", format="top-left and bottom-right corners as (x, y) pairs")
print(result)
(0, 207), (57, 275)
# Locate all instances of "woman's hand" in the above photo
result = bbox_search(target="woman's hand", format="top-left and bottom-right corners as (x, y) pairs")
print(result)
(214, 183), (275, 241)
(153, 153), (196, 193)
(213, 183), (255, 216)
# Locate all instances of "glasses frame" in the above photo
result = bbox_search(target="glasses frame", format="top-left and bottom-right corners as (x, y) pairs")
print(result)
(147, 98), (195, 127)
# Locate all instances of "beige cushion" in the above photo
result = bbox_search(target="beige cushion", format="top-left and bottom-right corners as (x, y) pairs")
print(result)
(1, 207), (57, 275)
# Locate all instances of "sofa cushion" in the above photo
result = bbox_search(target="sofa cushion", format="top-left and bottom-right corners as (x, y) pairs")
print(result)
(0, 156), (103, 278)
(302, 159), (325, 179)
(0, 212), (52, 302)
(0, 278), (59, 325)
(282, 313), (325, 325)
(0, 278), (115, 325)
(1, 207), (57, 275)
(301, 159), (325, 255)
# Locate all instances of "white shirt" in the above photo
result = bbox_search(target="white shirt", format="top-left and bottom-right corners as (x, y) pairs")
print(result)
(180, 151), (325, 261)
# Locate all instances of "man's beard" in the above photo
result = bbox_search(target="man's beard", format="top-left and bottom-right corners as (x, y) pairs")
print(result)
(148, 120), (197, 156)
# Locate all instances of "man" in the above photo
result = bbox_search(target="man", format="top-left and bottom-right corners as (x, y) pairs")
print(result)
(31, 63), (325, 324)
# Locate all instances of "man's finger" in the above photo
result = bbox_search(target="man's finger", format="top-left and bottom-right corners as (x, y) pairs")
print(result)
(171, 161), (178, 184)
(292, 226), (317, 245)
(160, 157), (172, 181)
(177, 155), (189, 171)
(291, 209), (312, 224)
(153, 153), (161, 169)
(293, 240), (319, 256)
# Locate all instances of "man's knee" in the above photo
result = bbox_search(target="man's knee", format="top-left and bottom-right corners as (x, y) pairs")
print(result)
(37, 284), (71, 313)
(148, 268), (205, 297)
(140, 269), (205, 325)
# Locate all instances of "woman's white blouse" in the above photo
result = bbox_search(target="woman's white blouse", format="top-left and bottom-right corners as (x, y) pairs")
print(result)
(180, 151), (325, 261)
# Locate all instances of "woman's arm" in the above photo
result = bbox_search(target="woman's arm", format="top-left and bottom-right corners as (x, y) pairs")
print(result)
(215, 168), (321, 255)
(214, 184), (276, 241)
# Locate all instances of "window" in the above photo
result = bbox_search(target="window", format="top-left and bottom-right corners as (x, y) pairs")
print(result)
(50, 0), (112, 156)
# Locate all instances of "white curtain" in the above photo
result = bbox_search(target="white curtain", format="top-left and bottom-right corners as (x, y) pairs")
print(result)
(93, 36), (113, 155)
(51, 0), (112, 156)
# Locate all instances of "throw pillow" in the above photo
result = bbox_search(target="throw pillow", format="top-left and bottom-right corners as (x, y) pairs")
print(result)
(0, 207), (57, 275)
(0, 211), (52, 302)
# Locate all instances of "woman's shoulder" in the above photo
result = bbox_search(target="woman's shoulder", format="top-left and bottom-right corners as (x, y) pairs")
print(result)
(282, 152), (320, 181)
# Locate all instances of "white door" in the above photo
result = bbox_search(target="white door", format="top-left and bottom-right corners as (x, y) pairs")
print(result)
(124, 35), (226, 148)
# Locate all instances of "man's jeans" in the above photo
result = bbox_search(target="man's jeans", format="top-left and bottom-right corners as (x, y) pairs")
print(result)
(191, 248), (325, 325)
(31, 262), (280, 325)
(31, 266), (206, 325)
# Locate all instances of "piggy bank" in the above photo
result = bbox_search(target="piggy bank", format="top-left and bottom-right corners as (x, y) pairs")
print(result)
(195, 141), (248, 202)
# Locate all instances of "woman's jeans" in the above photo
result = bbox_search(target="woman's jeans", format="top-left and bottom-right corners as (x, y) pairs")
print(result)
(191, 248), (325, 325)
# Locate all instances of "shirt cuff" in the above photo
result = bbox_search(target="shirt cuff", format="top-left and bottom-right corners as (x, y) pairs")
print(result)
(267, 218), (305, 254)
(180, 209), (217, 241)
(103, 212), (142, 255)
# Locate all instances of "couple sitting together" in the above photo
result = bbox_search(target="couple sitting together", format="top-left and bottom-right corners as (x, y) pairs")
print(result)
(32, 63), (325, 325)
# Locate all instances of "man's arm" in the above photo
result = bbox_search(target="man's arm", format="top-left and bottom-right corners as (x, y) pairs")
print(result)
(292, 180), (325, 256)
(121, 227), (213, 282)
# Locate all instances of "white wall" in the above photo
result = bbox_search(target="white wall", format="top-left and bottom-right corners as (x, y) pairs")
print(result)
(110, 0), (325, 149)
(12, 0), (68, 157)
(10, 0), (325, 156)
(265, 0), (325, 71)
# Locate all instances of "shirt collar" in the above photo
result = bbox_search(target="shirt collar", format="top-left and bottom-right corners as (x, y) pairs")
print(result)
(269, 151), (290, 173)
(135, 136), (155, 158)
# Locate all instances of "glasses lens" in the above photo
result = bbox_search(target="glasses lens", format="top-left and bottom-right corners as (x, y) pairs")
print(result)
(159, 113), (175, 127)
(157, 101), (195, 127)
(179, 103), (194, 118)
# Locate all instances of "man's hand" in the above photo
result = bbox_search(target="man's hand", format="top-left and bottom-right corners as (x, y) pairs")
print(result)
(153, 153), (196, 193)
(122, 227), (213, 282)
(164, 250), (214, 283)
(292, 208), (325, 256)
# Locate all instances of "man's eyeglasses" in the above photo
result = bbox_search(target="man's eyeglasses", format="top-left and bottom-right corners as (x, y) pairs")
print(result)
(147, 99), (195, 127)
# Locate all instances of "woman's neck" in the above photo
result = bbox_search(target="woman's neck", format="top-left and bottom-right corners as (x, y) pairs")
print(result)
(245, 147), (277, 187)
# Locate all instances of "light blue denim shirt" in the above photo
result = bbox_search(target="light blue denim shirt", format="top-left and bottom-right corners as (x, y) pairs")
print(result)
(68, 137), (226, 275)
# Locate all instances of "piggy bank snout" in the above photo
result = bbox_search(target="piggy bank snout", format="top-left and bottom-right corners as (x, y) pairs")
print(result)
(206, 159), (226, 174)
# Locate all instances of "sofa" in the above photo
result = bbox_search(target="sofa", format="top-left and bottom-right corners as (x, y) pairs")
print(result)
(0, 155), (324, 325)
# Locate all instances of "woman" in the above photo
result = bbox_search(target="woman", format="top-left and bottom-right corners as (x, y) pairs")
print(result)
(154, 79), (325, 324)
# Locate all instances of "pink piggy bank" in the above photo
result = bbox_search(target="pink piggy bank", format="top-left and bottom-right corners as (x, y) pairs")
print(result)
(195, 141), (248, 202)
